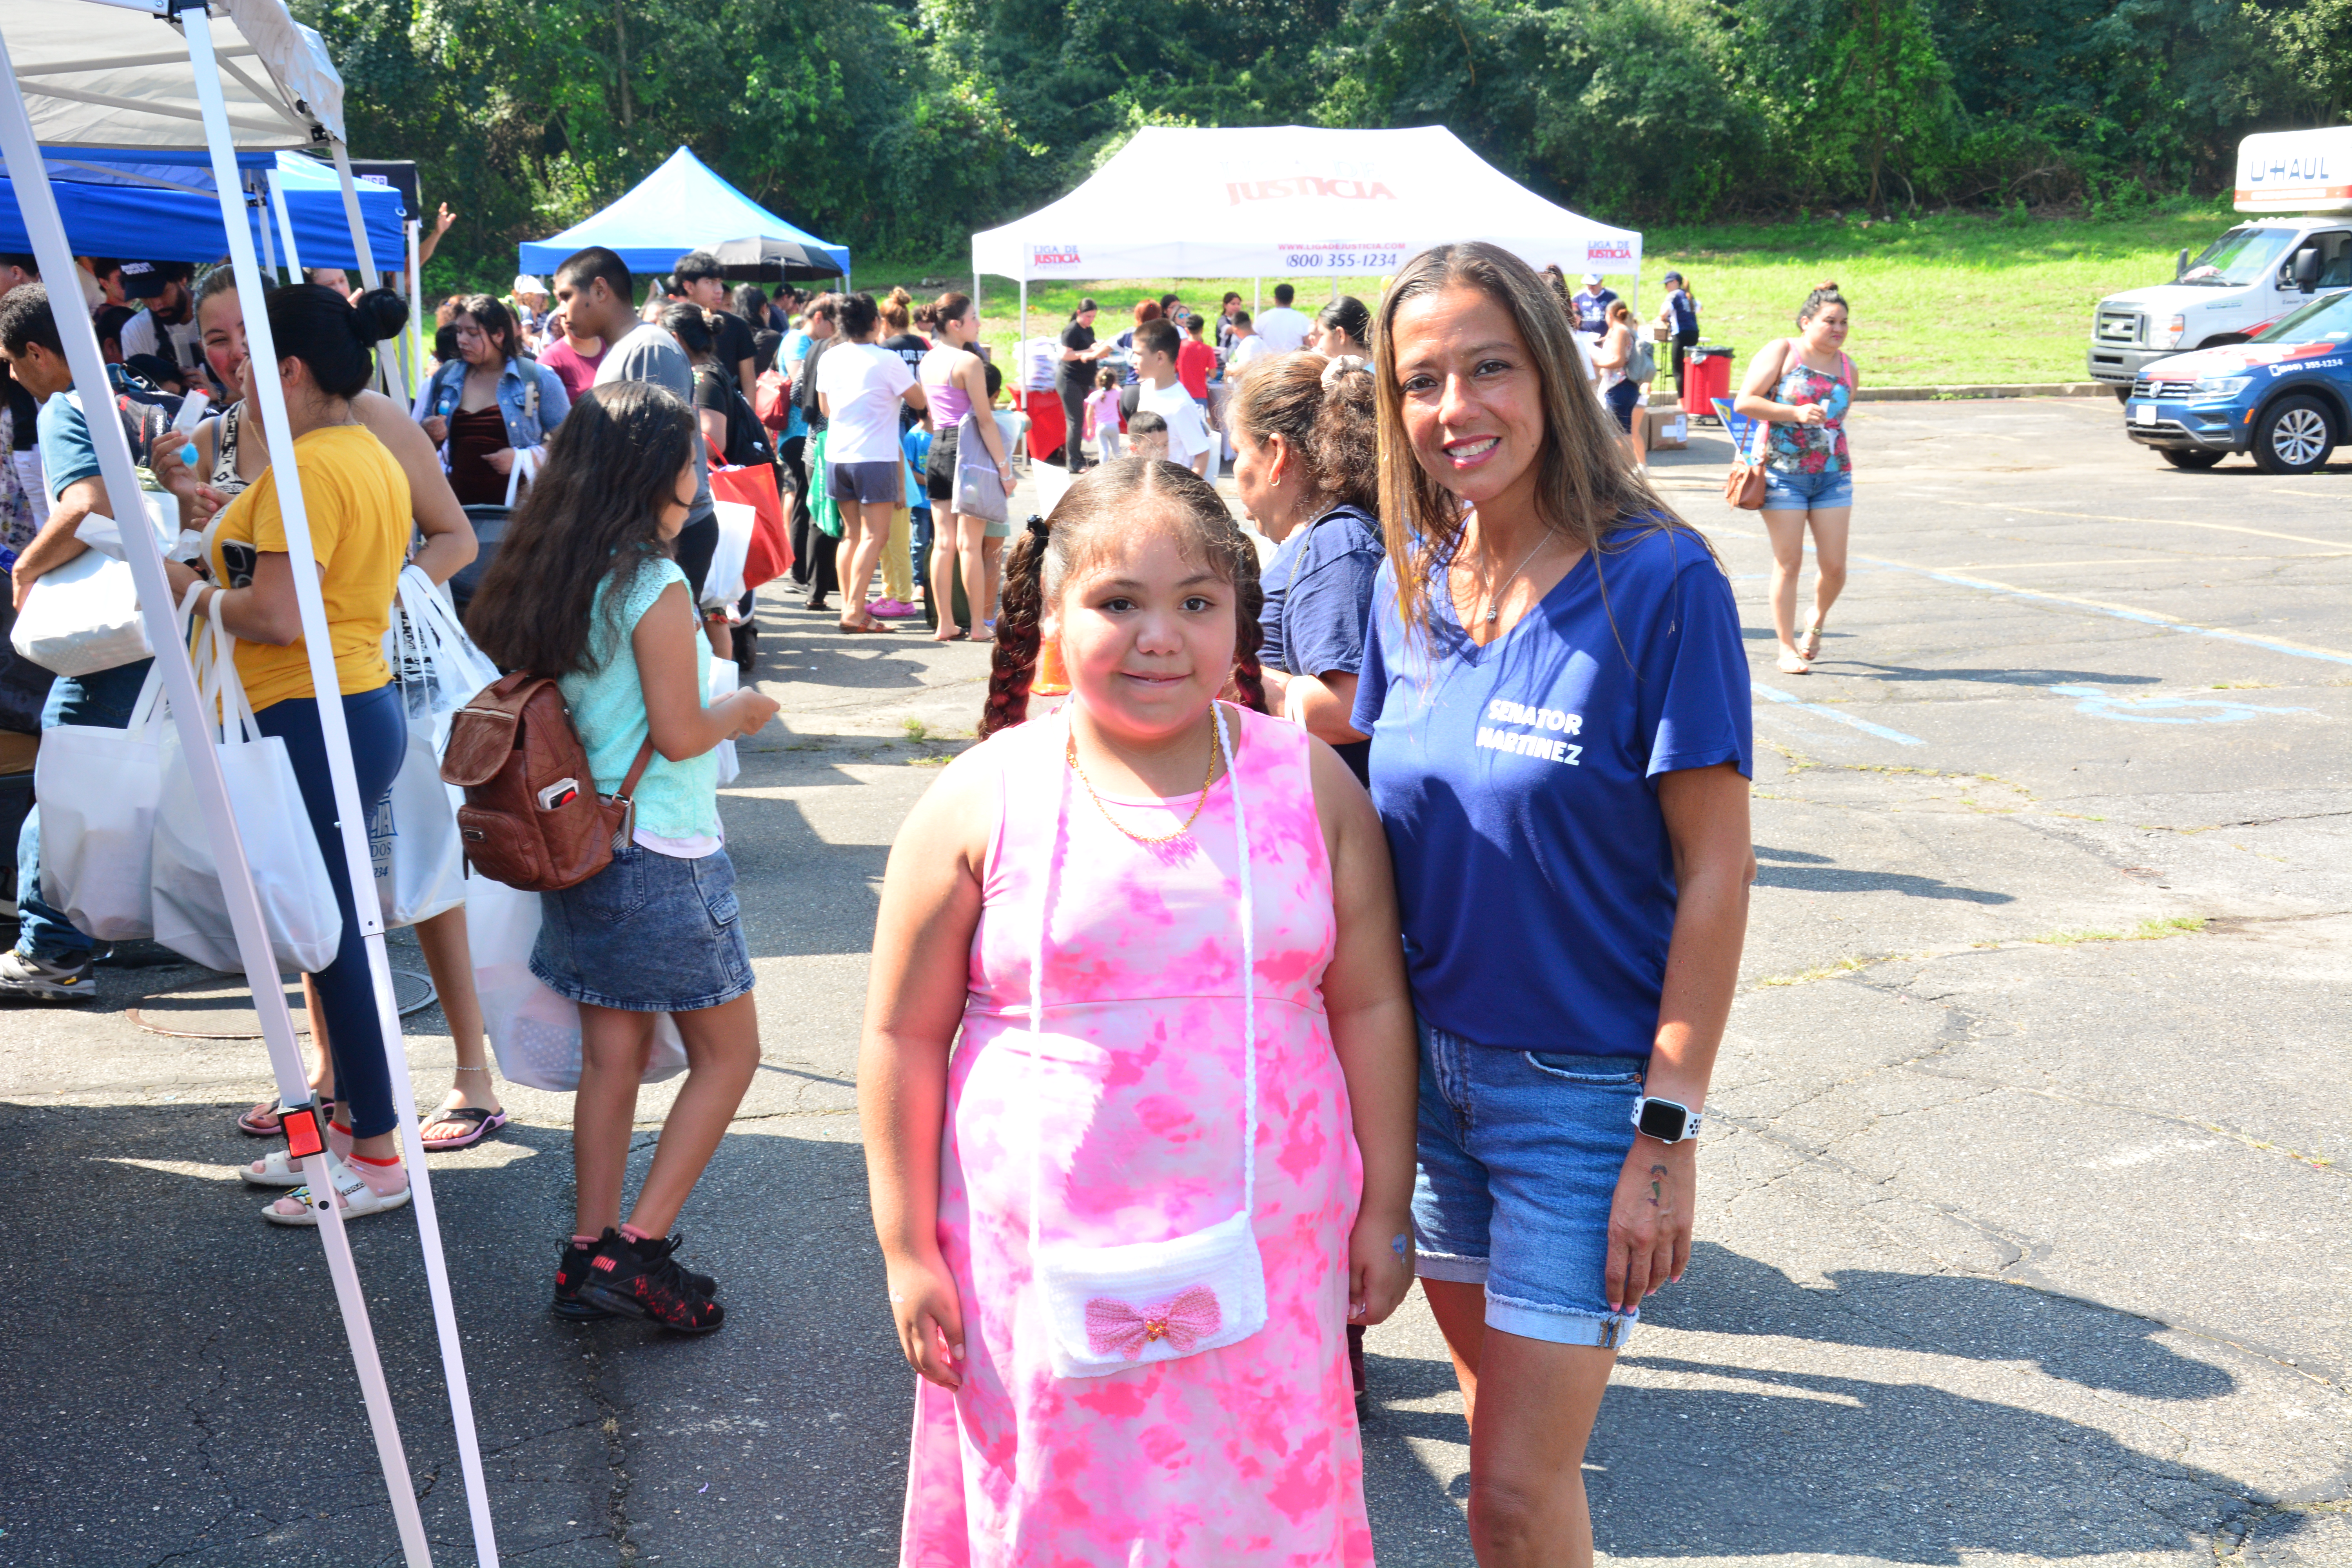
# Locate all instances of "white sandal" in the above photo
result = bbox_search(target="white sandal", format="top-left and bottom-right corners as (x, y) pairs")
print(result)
(261, 1154), (411, 1227)
(242, 1125), (352, 1187)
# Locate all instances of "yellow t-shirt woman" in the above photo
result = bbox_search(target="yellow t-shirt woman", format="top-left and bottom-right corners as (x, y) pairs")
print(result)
(206, 423), (410, 711)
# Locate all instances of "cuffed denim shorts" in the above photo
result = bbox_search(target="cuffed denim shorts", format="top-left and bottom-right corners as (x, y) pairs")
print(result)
(531, 845), (755, 1013)
(1762, 464), (1853, 512)
(1413, 1016), (1644, 1347)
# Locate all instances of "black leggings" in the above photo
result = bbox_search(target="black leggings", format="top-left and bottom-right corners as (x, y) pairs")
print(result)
(1670, 330), (1699, 400)
(1058, 380), (1090, 471)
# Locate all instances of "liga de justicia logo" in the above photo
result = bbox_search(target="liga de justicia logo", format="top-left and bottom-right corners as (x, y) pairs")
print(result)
(1031, 244), (1082, 267)
(1586, 239), (1634, 264)
(1227, 175), (1400, 205)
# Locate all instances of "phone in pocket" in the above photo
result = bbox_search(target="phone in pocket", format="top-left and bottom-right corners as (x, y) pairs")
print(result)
(219, 540), (258, 589)
(536, 777), (581, 812)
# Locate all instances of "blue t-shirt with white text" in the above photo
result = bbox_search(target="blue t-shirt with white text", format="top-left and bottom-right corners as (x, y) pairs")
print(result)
(1351, 523), (1751, 1055)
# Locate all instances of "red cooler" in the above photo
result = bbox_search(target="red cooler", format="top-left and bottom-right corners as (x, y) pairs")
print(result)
(1683, 343), (1733, 421)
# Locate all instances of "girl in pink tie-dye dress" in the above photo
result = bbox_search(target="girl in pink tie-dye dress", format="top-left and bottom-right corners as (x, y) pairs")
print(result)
(861, 458), (1421, 1566)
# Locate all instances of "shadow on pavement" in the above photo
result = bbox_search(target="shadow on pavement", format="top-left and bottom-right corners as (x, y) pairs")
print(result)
(1752, 864), (2017, 903)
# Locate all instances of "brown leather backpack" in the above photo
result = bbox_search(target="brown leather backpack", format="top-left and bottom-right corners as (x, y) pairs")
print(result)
(439, 672), (655, 892)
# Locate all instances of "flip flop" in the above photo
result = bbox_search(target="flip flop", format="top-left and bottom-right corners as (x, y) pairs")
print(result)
(421, 1106), (510, 1153)
(838, 619), (897, 634)
(1797, 622), (1825, 661)
(238, 1094), (331, 1138)
(263, 1156), (410, 1227)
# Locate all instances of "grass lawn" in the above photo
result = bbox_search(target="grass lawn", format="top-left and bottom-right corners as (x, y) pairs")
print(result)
(858, 201), (2244, 388)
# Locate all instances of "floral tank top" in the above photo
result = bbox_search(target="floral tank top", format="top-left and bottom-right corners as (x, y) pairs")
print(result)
(1764, 349), (1852, 476)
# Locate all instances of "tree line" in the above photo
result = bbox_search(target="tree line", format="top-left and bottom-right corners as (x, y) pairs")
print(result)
(300, 0), (2351, 285)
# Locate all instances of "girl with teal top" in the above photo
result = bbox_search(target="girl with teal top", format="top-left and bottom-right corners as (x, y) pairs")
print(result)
(467, 383), (782, 1333)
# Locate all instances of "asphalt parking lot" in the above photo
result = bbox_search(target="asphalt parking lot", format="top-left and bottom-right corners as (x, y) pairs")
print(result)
(0, 397), (2344, 1566)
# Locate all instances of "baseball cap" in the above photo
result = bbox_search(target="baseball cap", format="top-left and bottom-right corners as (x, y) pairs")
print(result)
(513, 274), (546, 296)
(1582, 272), (1603, 285)
(1663, 270), (1684, 283)
(120, 261), (175, 299)
(123, 352), (182, 388)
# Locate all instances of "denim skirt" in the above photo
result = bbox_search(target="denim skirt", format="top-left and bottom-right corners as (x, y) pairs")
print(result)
(531, 844), (755, 1013)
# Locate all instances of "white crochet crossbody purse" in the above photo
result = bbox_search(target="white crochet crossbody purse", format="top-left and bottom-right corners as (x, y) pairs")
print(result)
(1028, 702), (1268, 1379)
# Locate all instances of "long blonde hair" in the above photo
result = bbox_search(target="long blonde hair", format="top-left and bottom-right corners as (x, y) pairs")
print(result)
(1372, 242), (1704, 639)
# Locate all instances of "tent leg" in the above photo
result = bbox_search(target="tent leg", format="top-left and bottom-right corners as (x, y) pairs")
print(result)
(328, 141), (402, 399)
(257, 172), (277, 282)
(0, 22), (437, 1568)
(407, 218), (423, 399)
(1253, 277), (1260, 316)
(187, 15), (503, 1568)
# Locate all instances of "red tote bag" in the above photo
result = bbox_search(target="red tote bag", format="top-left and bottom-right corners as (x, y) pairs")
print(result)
(711, 461), (793, 590)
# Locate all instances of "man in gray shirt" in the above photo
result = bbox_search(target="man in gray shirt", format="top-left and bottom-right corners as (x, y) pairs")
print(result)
(554, 246), (725, 652)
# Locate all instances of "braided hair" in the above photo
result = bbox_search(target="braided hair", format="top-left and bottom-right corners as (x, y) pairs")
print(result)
(978, 457), (1269, 739)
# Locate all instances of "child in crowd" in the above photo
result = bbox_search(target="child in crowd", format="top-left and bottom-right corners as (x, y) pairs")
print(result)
(464, 383), (780, 1333)
(1083, 365), (1123, 464)
(861, 458), (1417, 1563)
(1126, 409), (1169, 463)
(1177, 311), (1218, 401)
(1130, 318), (1214, 479)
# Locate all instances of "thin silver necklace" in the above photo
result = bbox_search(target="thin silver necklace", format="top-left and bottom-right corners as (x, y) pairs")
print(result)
(1472, 528), (1555, 625)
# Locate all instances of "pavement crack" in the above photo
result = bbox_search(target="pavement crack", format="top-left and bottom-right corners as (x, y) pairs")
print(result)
(574, 1333), (639, 1563)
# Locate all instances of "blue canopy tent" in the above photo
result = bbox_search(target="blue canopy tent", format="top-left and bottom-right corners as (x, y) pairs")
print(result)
(0, 147), (403, 268)
(518, 145), (848, 281)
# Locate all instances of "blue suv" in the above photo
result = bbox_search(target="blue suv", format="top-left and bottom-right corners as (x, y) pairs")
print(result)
(2123, 289), (2350, 474)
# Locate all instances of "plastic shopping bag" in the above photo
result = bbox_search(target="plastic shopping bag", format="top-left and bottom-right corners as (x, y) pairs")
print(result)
(711, 460), (791, 590)
(150, 621), (343, 974)
(951, 413), (1009, 524)
(468, 874), (686, 1093)
(708, 659), (740, 786)
(370, 724), (467, 929)
(386, 564), (501, 745)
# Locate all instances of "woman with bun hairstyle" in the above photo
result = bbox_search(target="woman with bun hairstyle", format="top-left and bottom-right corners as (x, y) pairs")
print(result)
(1734, 280), (1857, 675)
(1355, 243), (1754, 1567)
(1314, 294), (1374, 359)
(162, 284), (428, 1225)
(1228, 351), (1384, 785)
(862, 457), (1417, 1563)
(915, 291), (1014, 642)
(154, 267), (506, 1157)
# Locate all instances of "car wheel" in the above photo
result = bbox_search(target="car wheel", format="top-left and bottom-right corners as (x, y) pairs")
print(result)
(2252, 395), (2337, 475)
(2159, 448), (2225, 470)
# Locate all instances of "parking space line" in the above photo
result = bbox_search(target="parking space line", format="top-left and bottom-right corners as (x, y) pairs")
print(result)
(1751, 682), (1926, 746)
(1704, 523), (2352, 668)
(1927, 501), (2345, 550)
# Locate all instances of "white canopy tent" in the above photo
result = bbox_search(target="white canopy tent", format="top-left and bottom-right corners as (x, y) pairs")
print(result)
(0, 4), (493, 1565)
(971, 124), (1643, 352)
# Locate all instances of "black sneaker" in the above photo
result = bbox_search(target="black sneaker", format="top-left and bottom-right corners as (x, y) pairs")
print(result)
(0, 949), (97, 1002)
(575, 1229), (723, 1334)
(554, 1234), (717, 1322)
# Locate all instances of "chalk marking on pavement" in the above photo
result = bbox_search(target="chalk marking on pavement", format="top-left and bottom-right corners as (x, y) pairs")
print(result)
(2048, 684), (2318, 726)
(1702, 523), (2352, 668)
(1751, 682), (1926, 746)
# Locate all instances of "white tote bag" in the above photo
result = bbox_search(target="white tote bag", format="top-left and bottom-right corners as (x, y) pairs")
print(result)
(370, 723), (468, 928)
(32, 583), (201, 939)
(11, 547), (150, 677)
(468, 874), (687, 1092)
(149, 621), (344, 974)
(708, 658), (740, 786)
(1031, 704), (1267, 1379)
(701, 499), (755, 610)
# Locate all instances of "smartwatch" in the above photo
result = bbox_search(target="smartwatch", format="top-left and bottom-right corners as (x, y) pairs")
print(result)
(1631, 1096), (1702, 1144)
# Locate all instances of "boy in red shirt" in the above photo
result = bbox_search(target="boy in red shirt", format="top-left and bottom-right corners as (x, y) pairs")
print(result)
(1176, 313), (1216, 402)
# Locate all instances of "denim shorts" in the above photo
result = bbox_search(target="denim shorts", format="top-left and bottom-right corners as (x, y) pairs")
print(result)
(531, 844), (755, 1012)
(1762, 464), (1853, 512)
(828, 459), (902, 505)
(1413, 1017), (1644, 1347)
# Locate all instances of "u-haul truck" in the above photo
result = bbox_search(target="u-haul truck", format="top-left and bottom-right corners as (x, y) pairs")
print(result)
(2086, 127), (2352, 396)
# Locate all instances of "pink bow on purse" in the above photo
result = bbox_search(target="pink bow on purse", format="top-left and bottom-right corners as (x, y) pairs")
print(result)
(1085, 1285), (1223, 1360)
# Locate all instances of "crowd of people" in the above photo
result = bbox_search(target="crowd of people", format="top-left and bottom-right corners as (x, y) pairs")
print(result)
(0, 216), (1883, 1564)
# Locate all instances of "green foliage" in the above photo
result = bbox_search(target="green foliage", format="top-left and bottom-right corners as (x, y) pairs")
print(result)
(298, 0), (2341, 290)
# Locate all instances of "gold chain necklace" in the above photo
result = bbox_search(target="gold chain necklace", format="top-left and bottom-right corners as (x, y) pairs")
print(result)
(1066, 716), (1222, 845)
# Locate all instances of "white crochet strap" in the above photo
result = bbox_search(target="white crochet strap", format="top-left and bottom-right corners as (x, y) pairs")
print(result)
(1029, 704), (1256, 1261)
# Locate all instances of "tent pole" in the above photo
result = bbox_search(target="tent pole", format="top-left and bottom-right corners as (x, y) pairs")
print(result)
(331, 89), (502, 1568)
(257, 172), (276, 280)
(407, 217), (423, 398)
(187, 13), (502, 1566)
(267, 169), (302, 279)
(0, 22), (436, 1568)
(1253, 277), (1260, 316)
(1018, 278), (1027, 396)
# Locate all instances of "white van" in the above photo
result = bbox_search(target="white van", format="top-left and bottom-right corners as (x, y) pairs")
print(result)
(2086, 128), (2352, 398)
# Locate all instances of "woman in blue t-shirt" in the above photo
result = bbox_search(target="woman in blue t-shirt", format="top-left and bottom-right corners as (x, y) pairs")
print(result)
(1354, 242), (1755, 1566)
(1227, 349), (1384, 784)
